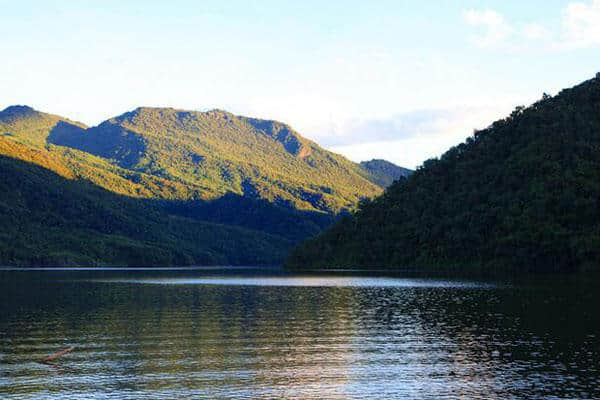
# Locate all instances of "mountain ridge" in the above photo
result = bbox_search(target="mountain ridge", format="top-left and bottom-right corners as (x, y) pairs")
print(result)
(0, 104), (409, 266)
(16, 105), (405, 212)
(1, 105), (410, 208)
(286, 74), (600, 273)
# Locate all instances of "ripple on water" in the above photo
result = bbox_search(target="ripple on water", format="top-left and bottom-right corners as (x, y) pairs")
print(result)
(0, 270), (599, 399)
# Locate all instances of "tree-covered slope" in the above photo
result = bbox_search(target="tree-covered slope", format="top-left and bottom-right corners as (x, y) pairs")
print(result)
(0, 105), (87, 147)
(0, 134), (332, 256)
(0, 104), (405, 266)
(0, 154), (291, 266)
(360, 159), (413, 187)
(286, 75), (600, 273)
(47, 107), (384, 212)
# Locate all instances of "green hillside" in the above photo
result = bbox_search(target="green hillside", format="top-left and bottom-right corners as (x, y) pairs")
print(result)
(0, 108), (194, 200)
(286, 75), (600, 273)
(47, 107), (384, 212)
(0, 154), (290, 266)
(0, 104), (408, 266)
(0, 105), (87, 147)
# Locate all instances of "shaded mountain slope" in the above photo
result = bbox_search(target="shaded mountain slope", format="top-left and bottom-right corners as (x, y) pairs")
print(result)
(0, 154), (291, 266)
(286, 75), (600, 273)
(0, 106), (183, 199)
(0, 104), (406, 266)
(0, 136), (332, 244)
(0, 105), (87, 147)
(360, 159), (413, 187)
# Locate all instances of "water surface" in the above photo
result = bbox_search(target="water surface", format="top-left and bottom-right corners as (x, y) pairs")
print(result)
(1, 269), (599, 399)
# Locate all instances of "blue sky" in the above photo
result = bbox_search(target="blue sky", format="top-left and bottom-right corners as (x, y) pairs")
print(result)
(1, 1), (599, 168)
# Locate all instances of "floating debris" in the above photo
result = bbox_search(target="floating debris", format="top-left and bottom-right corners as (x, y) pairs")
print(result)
(41, 346), (75, 364)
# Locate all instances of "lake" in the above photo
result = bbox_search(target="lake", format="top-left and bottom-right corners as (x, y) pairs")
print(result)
(1, 268), (599, 399)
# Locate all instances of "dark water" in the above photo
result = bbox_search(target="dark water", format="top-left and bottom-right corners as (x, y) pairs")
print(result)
(1, 269), (599, 399)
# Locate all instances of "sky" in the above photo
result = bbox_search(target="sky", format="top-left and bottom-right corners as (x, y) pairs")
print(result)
(1, 0), (600, 168)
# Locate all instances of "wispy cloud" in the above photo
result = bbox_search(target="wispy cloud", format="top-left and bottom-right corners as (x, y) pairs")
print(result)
(462, 9), (513, 48)
(325, 106), (514, 169)
(561, 0), (600, 48)
(317, 106), (512, 148)
(463, 0), (600, 51)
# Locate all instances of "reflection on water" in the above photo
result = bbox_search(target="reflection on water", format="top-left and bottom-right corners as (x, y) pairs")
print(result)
(84, 276), (497, 287)
(1, 269), (599, 399)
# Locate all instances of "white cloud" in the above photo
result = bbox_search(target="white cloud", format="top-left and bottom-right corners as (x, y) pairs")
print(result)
(316, 105), (515, 169)
(318, 106), (512, 147)
(464, 1), (600, 51)
(462, 9), (513, 48)
(561, 0), (600, 48)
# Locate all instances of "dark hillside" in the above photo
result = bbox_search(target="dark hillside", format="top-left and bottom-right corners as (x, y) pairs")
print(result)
(287, 75), (600, 273)
(0, 154), (290, 266)
(360, 159), (413, 187)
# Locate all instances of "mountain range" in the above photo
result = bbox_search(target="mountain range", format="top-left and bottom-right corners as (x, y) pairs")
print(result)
(0, 105), (408, 266)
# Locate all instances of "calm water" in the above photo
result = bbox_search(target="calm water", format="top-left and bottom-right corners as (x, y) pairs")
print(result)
(1, 269), (599, 399)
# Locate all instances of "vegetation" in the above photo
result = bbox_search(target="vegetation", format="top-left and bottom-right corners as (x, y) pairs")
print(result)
(360, 159), (413, 187)
(0, 105), (87, 147)
(0, 104), (407, 266)
(46, 107), (388, 212)
(0, 154), (291, 266)
(286, 75), (600, 273)
(160, 194), (335, 243)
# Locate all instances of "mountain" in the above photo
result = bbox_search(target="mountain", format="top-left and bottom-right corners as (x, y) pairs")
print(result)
(0, 153), (289, 266)
(0, 105), (87, 147)
(286, 75), (600, 273)
(360, 159), (413, 187)
(0, 104), (408, 266)
(46, 107), (384, 213)
(0, 106), (191, 200)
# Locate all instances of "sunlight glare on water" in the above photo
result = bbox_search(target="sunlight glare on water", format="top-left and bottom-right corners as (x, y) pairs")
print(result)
(84, 276), (497, 288)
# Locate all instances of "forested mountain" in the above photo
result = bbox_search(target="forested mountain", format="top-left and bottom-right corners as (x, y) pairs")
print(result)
(45, 107), (384, 212)
(0, 105), (87, 147)
(0, 154), (289, 266)
(360, 159), (413, 187)
(0, 104), (406, 266)
(286, 75), (600, 273)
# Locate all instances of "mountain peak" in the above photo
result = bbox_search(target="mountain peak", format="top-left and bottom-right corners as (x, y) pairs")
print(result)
(361, 159), (396, 166)
(112, 106), (232, 124)
(0, 105), (38, 119)
(106, 106), (314, 158)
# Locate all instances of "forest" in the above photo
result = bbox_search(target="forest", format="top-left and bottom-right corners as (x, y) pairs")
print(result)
(286, 75), (600, 273)
(0, 105), (404, 266)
